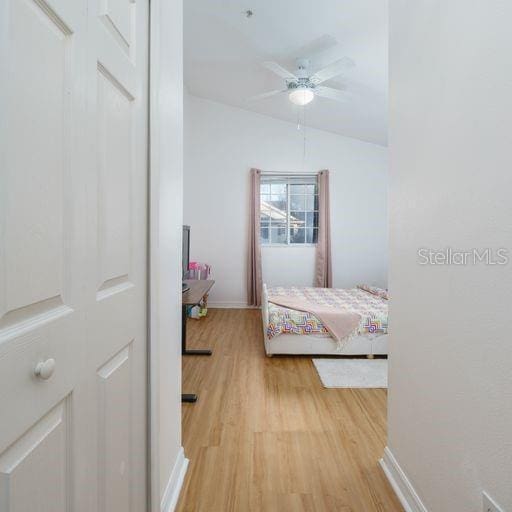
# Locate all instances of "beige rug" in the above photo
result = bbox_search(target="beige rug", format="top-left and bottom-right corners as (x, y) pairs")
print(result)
(312, 358), (388, 388)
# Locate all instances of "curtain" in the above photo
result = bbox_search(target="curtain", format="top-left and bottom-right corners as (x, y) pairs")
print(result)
(247, 168), (262, 306)
(314, 169), (333, 288)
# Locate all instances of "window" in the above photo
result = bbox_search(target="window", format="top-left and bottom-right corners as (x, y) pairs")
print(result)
(260, 175), (319, 245)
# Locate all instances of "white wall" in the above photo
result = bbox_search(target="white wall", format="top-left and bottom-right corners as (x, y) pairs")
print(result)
(184, 94), (388, 306)
(387, 2), (512, 511)
(150, 1), (187, 511)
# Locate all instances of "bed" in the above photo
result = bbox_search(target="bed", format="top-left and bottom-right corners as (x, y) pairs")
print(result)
(261, 283), (389, 357)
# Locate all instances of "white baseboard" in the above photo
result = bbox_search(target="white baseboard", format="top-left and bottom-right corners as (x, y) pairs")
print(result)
(379, 447), (428, 512)
(161, 447), (189, 512)
(208, 301), (258, 309)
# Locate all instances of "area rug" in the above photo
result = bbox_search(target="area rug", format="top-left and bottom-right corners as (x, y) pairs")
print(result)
(312, 358), (388, 388)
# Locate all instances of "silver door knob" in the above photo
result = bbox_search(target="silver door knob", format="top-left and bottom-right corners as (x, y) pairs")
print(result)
(34, 358), (56, 380)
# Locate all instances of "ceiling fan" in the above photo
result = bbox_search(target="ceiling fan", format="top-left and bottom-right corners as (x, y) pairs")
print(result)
(248, 57), (354, 106)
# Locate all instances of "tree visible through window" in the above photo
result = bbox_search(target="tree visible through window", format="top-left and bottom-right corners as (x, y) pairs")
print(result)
(260, 176), (319, 245)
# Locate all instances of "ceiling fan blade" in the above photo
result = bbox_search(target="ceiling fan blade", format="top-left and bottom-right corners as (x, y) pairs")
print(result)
(247, 89), (287, 102)
(314, 86), (348, 103)
(262, 61), (298, 80)
(310, 56), (354, 84)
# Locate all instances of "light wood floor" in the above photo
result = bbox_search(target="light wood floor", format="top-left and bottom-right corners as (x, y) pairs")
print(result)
(177, 309), (403, 512)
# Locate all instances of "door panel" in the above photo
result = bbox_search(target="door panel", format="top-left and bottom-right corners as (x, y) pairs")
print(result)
(98, 0), (135, 59)
(96, 63), (134, 297)
(0, 400), (70, 512)
(97, 343), (133, 512)
(1, 0), (71, 316)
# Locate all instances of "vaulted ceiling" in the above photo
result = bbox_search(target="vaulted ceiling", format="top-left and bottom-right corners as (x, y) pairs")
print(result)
(184, 0), (388, 146)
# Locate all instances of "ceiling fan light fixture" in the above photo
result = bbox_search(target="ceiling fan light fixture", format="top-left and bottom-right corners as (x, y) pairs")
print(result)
(288, 87), (315, 106)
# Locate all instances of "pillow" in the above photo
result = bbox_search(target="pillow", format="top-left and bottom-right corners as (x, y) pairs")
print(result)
(357, 284), (389, 300)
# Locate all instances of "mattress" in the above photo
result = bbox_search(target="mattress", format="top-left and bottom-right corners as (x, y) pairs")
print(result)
(266, 285), (388, 341)
(261, 284), (389, 356)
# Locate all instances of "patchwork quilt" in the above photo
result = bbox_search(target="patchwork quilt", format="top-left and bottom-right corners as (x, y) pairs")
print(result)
(267, 286), (388, 341)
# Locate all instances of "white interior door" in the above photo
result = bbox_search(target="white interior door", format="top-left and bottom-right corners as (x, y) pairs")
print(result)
(0, 0), (149, 510)
(88, 0), (149, 510)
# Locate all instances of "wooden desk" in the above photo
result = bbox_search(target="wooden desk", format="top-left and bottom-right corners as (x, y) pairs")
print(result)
(182, 279), (214, 307)
(181, 279), (215, 403)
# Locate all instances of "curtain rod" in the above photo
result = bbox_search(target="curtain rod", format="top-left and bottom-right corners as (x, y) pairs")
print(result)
(261, 172), (319, 177)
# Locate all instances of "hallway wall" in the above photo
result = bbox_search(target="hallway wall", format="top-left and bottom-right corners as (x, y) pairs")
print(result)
(387, 1), (512, 511)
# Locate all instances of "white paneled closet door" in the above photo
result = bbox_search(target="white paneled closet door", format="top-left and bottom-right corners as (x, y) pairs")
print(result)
(87, 0), (149, 510)
(0, 0), (149, 511)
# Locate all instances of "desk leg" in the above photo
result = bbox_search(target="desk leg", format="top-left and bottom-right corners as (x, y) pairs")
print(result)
(182, 305), (213, 356)
(181, 305), (211, 404)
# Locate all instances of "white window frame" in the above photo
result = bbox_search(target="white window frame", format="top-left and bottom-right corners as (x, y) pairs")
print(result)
(260, 174), (319, 246)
